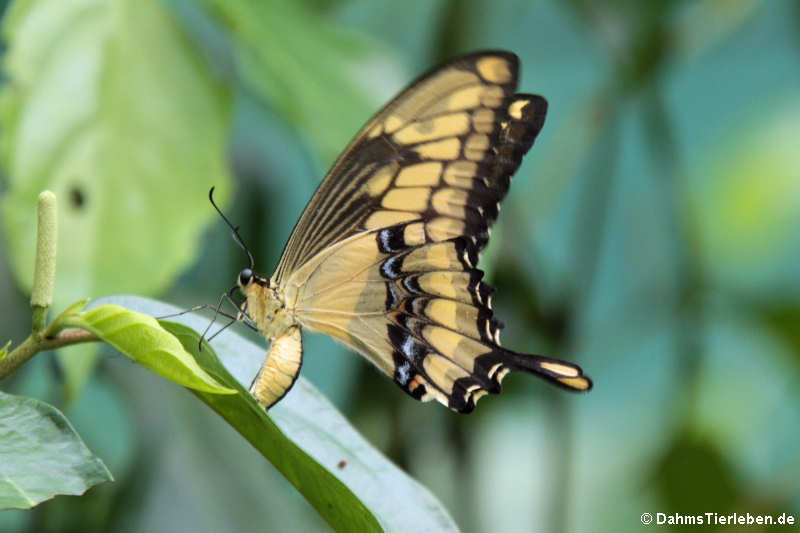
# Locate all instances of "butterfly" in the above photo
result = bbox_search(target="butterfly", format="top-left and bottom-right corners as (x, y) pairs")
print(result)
(225, 50), (592, 413)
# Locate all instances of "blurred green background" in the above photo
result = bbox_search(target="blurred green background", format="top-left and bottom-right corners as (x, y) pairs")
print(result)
(1, 0), (799, 531)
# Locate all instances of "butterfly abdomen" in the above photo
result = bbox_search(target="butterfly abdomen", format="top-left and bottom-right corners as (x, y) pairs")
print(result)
(250, 325), (303, 409)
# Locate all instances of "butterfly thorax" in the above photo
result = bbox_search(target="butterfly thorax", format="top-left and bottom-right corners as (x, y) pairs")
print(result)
(241, 275), (296, 342)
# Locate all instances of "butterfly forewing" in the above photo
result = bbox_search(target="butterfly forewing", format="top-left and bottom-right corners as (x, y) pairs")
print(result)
(274, 52), (527, 282)
(268, 51), (590, 412)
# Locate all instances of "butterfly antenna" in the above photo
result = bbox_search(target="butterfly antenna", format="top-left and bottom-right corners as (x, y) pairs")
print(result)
(209, 186), (255, 270)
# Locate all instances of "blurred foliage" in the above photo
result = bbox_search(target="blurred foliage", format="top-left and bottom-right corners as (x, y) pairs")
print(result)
(1, 0), (799, 532)
(0, 0), (233, 398)
(197, 0), (402, 166)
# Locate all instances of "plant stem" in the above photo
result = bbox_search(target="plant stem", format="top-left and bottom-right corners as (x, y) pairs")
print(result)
(31, 191), (57, 332)
(0, 330), (100, 381)
(0, 189), (91, 382)
(31, 306), (48, 334)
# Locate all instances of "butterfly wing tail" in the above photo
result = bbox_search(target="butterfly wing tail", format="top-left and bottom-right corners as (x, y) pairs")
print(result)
(506, 351), (593, 392)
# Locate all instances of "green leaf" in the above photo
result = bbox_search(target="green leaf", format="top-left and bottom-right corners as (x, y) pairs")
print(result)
(63, 304), (236, 395)
(162, 321), (382, 533)
(47, 297), (91, 327)
(0, 340), (10, 361)
(101, 295), (459, 533)
(201, 0), (401, 165)
(0, 0), (233, 397)
(0, 390), (112, 509)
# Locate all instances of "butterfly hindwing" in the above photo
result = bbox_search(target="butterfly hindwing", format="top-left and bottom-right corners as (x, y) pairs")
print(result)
(377, 230), (590, 412)
(290, 226), (590, 412)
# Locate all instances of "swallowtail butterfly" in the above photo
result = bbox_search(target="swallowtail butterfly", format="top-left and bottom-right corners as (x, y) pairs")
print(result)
(227, 51), (591, 413)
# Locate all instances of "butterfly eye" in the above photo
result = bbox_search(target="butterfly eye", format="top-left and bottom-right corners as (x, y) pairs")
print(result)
(238, 268), (253, 287)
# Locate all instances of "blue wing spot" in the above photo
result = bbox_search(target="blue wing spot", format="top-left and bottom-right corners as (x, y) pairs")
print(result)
(396, 361), (411, 385)
(380, 255), (403, 279)
(377, 226), (406, 254)
(400, 334), (426, 361)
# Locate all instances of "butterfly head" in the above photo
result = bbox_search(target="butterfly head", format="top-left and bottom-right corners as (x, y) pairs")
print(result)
(236, 267), (270, 293)
(236, 266), (271, 292)
(208, 187), (295, 340)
